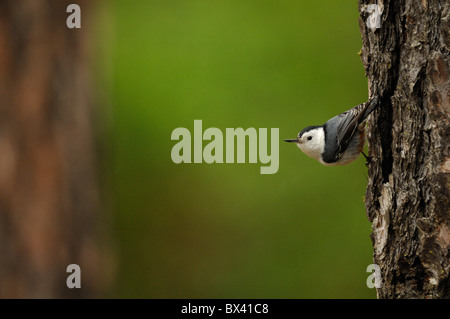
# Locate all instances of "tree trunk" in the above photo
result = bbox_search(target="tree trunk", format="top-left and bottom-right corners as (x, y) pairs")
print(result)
(359, 0), (449, 298)
(0, 0), (104, 298)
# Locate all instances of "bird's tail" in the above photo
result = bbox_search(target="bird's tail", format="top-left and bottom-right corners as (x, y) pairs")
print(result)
(360, 96), (380, 122)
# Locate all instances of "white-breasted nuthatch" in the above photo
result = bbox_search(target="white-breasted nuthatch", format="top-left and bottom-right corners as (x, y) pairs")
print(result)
(285, 97), (379, 166)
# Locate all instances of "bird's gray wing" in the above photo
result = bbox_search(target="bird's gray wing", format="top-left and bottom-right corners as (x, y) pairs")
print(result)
(324, 101), (371, 162)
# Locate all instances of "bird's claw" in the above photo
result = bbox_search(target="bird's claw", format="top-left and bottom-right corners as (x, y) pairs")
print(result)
(362, 152), (372, 167)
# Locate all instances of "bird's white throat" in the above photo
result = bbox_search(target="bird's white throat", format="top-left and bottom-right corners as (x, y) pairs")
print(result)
(297, 128), (325, 162)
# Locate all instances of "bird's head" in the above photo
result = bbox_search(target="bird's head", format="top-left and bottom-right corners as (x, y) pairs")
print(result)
(285, 126), (325, 161)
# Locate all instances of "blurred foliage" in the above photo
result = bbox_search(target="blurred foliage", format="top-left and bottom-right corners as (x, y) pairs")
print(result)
(102, 0), (375, 298)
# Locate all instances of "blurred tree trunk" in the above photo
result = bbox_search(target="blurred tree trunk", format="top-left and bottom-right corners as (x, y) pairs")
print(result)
(0, 1), (104, 298)
(359, 0), (449, 298)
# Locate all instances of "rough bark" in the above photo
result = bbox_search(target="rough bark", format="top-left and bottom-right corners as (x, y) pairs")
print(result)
(359, 0), (449, 298)
(0, 1), (104, 298)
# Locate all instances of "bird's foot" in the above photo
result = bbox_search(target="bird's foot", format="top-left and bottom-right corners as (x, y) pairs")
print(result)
(362, 152), (372, 167)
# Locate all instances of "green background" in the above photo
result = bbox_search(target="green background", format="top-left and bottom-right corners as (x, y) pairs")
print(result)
(102, 0), (374, 298)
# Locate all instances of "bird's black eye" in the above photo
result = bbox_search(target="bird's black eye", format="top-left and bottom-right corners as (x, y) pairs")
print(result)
(307, 136), (313, 141)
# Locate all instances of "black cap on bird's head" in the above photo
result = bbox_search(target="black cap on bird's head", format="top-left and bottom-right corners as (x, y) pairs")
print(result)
(284, 125), (321, 144)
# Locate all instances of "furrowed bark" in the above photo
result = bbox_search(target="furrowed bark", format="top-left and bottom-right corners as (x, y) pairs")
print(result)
(359, 0), (449, 298)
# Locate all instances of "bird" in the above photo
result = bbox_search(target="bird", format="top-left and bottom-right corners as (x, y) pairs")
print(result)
(285, 97), (379, 166)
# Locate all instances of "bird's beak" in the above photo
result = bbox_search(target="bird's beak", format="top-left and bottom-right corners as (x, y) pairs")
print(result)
(284, 138), (299, 143)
